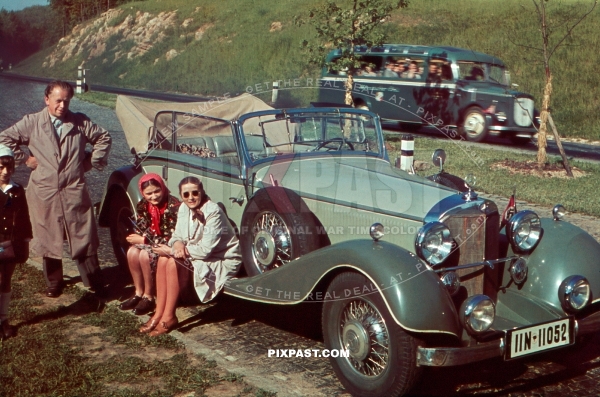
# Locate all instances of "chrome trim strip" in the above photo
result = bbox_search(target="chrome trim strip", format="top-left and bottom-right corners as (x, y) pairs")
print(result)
(224, 263), (460, 337)
(489, 126), (537, 132)
(417, 339), (504, 366)
(424, 194), (487, 224)
(320, 76), (453, 88)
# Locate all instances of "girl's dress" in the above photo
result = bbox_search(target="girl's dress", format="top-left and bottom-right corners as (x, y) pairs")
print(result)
(133, 195), (180, 272)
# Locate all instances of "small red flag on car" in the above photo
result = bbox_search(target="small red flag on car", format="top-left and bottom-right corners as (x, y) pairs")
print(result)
(500, 194), (517, 230)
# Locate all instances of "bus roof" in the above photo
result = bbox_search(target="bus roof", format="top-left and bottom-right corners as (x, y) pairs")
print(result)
(325, 44), (505, 66)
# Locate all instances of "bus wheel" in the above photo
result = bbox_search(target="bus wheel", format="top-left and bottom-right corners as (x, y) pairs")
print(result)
(460, 107), (488, 142)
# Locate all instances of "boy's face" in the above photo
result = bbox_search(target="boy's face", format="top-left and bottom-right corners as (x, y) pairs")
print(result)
(0, 162), (13, 185)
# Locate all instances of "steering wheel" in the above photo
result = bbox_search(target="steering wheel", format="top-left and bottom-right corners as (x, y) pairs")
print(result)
(313, 138), (355, 151)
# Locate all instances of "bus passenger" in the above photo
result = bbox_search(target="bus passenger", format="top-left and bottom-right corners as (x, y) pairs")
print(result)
(402, 61), (421, 79)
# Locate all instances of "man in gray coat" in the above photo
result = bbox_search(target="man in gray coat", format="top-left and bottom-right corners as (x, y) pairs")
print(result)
(0, 80), (111, 298)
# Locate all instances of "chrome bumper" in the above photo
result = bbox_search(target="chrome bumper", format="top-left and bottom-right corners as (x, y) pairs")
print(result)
(576, 310), (600, 336)
(417, 339), (504, 367)
(418, 311), (600, 367)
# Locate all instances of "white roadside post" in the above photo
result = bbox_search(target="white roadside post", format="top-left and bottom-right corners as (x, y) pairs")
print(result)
(396, 134), (414, 173)
(271, 81), (279, 105)
(76, 66), (87, 94)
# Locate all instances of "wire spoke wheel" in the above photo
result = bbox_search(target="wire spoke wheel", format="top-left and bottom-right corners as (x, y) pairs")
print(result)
(323, 272), (421, 397)
(240, 188), (322, 277)
(251, 210), (292, 272)
(340, 299), (390, 377)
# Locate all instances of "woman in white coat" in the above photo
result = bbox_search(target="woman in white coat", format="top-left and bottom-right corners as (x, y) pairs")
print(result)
(140, 176), (241, 336)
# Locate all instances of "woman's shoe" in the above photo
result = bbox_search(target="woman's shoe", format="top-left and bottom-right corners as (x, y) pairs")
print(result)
(148, 317), (178, 337)
(139, 318), (159, 333)
(119, 295), (142, 311)
(132, 297), (156, 316)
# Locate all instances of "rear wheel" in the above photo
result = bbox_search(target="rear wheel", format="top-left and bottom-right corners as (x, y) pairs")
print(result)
(322, 272), (421, 397)
(109, 191), (134, 270)
(240, 188), (322, 276)
(460, 107), (488, 142)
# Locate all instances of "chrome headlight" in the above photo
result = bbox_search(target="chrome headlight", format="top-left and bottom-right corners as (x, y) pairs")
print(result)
(415, 222), (454, 265)
(507, 210), (541, 253)
(559, 275), (591, 312)
(460, 295), (495, 335)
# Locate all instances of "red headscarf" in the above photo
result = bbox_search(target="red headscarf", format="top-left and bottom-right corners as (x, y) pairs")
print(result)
(138, 173), (169, 236)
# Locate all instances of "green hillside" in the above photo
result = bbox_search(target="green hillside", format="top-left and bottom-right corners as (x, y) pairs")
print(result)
(13, 0), (600, 140)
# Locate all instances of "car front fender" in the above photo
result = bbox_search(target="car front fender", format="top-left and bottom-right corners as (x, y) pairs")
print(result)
(98, 165), (143, 227)
(510, 218), (600, 311)
(226, 239), (461, 337)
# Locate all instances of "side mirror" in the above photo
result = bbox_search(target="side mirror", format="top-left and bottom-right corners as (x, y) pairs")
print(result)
(432, 149), (446, 173)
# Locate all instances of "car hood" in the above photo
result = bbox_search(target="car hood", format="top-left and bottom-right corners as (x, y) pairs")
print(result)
(251, 154), (458, 222)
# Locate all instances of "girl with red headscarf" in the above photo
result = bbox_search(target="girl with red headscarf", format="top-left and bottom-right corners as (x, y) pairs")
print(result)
(119, 173), (180, 315)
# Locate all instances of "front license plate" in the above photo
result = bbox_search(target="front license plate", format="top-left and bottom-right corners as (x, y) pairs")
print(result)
(506, 317), (574, 359)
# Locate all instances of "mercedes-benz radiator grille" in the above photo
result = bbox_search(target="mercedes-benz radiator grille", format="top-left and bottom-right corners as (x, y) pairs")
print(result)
(442, 209), (500, 299)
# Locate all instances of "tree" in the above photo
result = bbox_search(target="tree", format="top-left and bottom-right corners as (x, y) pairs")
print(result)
(513, 0), (597, 175)
(296, 0), (409, 106)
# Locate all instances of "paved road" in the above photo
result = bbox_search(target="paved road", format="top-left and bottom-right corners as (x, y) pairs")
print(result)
(386, 123), (600, 164)
(3, 78), (600, 397)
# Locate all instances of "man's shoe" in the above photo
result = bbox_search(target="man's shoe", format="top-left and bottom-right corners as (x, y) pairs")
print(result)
(119, 295), (142, 311)
(46, 287), (62, 298)
(132, 297), (156, 316)
(0, 320), (16, 340)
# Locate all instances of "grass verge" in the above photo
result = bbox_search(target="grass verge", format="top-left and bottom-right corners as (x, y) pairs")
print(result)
(387, 134), (600, 218)
(0, 264), (276, 397)
(77, 91), (118, 109)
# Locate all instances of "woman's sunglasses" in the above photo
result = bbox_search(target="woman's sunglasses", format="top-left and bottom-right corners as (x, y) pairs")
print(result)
(182, 190), (200, 199)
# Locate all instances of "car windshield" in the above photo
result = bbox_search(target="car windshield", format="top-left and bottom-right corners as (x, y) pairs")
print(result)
(457, 61), (508, 86)
(239, 111), (382, 163)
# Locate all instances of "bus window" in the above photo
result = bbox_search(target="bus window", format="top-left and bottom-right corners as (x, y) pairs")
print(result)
(426, 60), (452, 81)
(399, 58), (425, 80)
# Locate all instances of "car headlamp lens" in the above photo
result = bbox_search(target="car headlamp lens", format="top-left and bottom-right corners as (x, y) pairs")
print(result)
(460, 295), (495, 334)
(507, 210), (541, 252)
(559, 275), (591, 312)
(415, 222), (454, 265)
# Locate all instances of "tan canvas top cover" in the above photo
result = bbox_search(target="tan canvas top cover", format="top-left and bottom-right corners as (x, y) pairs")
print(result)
(116, 93), (274, 154)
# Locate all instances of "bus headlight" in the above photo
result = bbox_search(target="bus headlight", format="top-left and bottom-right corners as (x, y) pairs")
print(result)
(415, 222), (454, 265)
(460, 295), (495, 335)
(559, 275), (591, 313)
(507, 210), (541, 253)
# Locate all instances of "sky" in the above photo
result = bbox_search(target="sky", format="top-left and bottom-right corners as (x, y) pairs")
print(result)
(0, 0), (47, 12)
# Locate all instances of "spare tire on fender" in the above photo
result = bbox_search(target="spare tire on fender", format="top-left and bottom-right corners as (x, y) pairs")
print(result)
(240, 187), (322, 276)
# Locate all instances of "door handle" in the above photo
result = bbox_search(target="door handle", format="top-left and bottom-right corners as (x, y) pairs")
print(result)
(229, 196), (245, 205)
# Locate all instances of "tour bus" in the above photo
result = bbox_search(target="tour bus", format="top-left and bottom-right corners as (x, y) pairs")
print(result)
(317, 44), (539, 143)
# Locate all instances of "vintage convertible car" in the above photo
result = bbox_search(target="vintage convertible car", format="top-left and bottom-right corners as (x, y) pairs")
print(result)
(98, 94), (600, 397)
